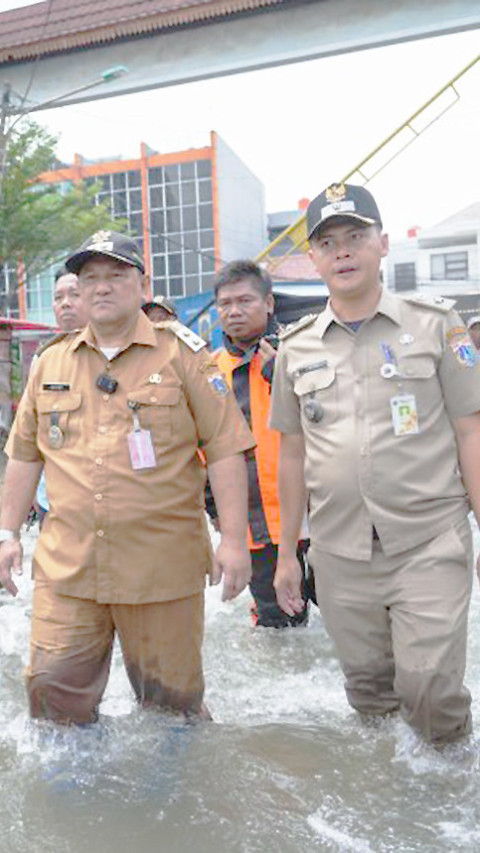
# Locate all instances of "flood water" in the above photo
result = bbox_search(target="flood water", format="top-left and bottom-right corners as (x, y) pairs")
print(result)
(2, 522), (480, 852)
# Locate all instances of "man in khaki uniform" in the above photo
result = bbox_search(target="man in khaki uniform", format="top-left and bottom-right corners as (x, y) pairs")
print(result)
(271, 183), (480, 745)
(0, 231), (254, 724)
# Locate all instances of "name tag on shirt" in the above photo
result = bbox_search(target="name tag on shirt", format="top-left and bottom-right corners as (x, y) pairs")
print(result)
(128, 429), (157, 470)
(390, 394), (419, 436)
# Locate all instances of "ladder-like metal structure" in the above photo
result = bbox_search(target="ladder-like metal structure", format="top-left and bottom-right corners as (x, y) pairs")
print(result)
(255, 53), (479, 274)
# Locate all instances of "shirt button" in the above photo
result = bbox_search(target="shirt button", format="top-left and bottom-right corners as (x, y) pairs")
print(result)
(96, 529), (105, 538)
(95, 457), (103, 466)
(94, 493), (103, 501)
(103, 394), (110, 402)
(98, 425), (107, 434)
(150, 396), (157, 403)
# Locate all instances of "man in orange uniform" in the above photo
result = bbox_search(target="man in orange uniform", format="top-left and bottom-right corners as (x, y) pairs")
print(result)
(210, 260), (309, 627)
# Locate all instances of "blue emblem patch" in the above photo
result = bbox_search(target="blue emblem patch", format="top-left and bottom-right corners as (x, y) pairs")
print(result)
(447, 327), (477, 367)
(208, 374), (229, 396)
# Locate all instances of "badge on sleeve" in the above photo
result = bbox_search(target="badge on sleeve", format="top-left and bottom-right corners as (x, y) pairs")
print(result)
(446, 327), (477, 367)
(208, 374), (229, 397)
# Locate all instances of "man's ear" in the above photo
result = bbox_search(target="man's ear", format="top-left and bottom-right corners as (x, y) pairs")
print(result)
(266, 292), (275, 315)
(380, 233), (389, 258)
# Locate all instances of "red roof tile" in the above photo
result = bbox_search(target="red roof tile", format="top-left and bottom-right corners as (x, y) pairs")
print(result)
(0, 0), (284, 62)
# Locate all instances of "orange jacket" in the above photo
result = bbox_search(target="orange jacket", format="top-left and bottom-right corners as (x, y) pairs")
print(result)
(215, 347), (280, 550)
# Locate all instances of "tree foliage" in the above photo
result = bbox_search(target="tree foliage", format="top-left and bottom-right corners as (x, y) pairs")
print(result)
(0, 119), (126, 276)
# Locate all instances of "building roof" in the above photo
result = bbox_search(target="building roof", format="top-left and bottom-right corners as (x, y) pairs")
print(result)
(434, 201), (480, 230)
(269, 253), (319, 282)
(0, 0), (284, 63)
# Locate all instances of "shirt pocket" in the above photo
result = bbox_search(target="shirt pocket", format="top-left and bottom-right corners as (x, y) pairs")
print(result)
(293, 366), (338, 426)
(127, 385), (182, 444)
(400, 355), (436, 381)
(37, 392), (82, 448)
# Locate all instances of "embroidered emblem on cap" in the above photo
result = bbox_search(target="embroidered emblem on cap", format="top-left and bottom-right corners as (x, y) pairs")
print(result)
(208, 374), (229, 397)
(325, 183), (347, 203)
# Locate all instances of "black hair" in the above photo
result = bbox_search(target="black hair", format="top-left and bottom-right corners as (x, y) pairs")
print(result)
(213, 260), (272, 300)
(54, 265), (73, 282)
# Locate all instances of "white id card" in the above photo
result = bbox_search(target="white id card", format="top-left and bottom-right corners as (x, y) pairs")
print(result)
(127, 428), (157, 469)
(390, 394), (419, 436)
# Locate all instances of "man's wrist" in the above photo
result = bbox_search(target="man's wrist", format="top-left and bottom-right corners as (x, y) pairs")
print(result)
(0, 528), (20, 543)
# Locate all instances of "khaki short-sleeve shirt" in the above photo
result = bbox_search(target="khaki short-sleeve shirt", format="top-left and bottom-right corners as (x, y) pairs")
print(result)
(270, 289), (480, 560)
(8, 312), (254, 603)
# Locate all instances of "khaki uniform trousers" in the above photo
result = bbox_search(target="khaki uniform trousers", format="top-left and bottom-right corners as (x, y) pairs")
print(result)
(309, 517), (473, 744)
(27, 582), (205, 724)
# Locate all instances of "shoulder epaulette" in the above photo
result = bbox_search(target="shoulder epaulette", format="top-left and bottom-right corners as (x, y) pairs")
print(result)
(279, 313), (319, 341)
(159, 319), (207, 352)
(401, 294), (456, 314)
(35, 331), (78, 357)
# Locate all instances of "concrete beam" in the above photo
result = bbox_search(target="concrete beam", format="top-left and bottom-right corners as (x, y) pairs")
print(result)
(1, 0), (479, 112)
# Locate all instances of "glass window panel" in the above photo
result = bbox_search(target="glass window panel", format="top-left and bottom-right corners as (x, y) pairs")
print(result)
(182, 207), (198, 231)
(129, 212), (143, 237)
(113, 172), (126, 190)
(196, 159), (212, 178)
(183, 233), (199, 251)
(199, 204), (213, 229)
(150, 210), (165, 235)
(151, 235), (166, 254)
(169, 278), (184, 297)
(198, 179), (212, 203)
(127, 170), (141, 188)
(181, 162), (195, 179)
(201, 255), (215, 273)
(165, 165), (179, 183)
(166, 208), (181, 233)
(184, 253), (200, 275)
(99, 175), (111, 191)
(148, 166), (164, 185)
(149, 186), (164, 209)
(165, 184), (181, 207)
(153, 255), (166, 278)
(113, 192), (127, 216)
(185, 275), (200, 295)
(168, 254), (183, 276)
(199, 229), (214, 249)
(201, 273), (214, 292)
(129, 189), (143, 212)
(153, 279), (167, 297)
(41, 289), (51, 308)
(181, 181), (196, 205)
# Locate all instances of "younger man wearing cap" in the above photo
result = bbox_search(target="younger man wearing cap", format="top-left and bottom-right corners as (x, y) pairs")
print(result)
(142, 295), (178, 323)
(0, 230), (254, 724)
(271, 183), (480, 745)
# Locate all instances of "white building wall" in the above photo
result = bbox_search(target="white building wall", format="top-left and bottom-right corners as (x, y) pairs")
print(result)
(215, 134), (267, 263)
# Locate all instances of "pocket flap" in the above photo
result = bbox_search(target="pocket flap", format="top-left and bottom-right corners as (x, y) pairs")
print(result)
(293, 366), (335, 396)
(127, 385), (181, 407)
(401, 357), (435, 379)
(37, 392), (82, 414)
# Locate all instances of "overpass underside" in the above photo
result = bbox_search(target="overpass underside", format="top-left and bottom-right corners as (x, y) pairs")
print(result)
(0, 0), (479, 112)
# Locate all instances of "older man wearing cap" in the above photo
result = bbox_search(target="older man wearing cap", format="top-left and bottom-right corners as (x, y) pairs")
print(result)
(142, 294), (178, 323)
(0, 230), (254, 724)
(271, 183), (480, 745)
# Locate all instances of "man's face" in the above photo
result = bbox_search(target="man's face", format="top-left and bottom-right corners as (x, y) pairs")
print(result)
(469, 324), (480, 350)
(308, 222), (389, 302)
(216, 279), (274, 344)
(77, 257), (146, 329)
(53, 273), (87, 331)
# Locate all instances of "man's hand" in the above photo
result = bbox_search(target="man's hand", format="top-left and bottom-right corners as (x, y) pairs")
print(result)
(258, 338), (277, 368)
(211, 537), (252, 601)
(0, 539), (23, 597)
(274, 550), (305, 616)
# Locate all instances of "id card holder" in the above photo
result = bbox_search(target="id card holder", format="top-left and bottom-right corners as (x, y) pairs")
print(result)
(127, 410), (157, 469)
(390, 394), (419, 436)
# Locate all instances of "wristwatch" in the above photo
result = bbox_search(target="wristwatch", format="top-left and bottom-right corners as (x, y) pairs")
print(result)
(0, 529), (20, 543)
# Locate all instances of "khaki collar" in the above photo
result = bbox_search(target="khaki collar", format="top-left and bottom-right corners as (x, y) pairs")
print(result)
(73, 310), (157, 352)
(314, 288), (402, 339)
